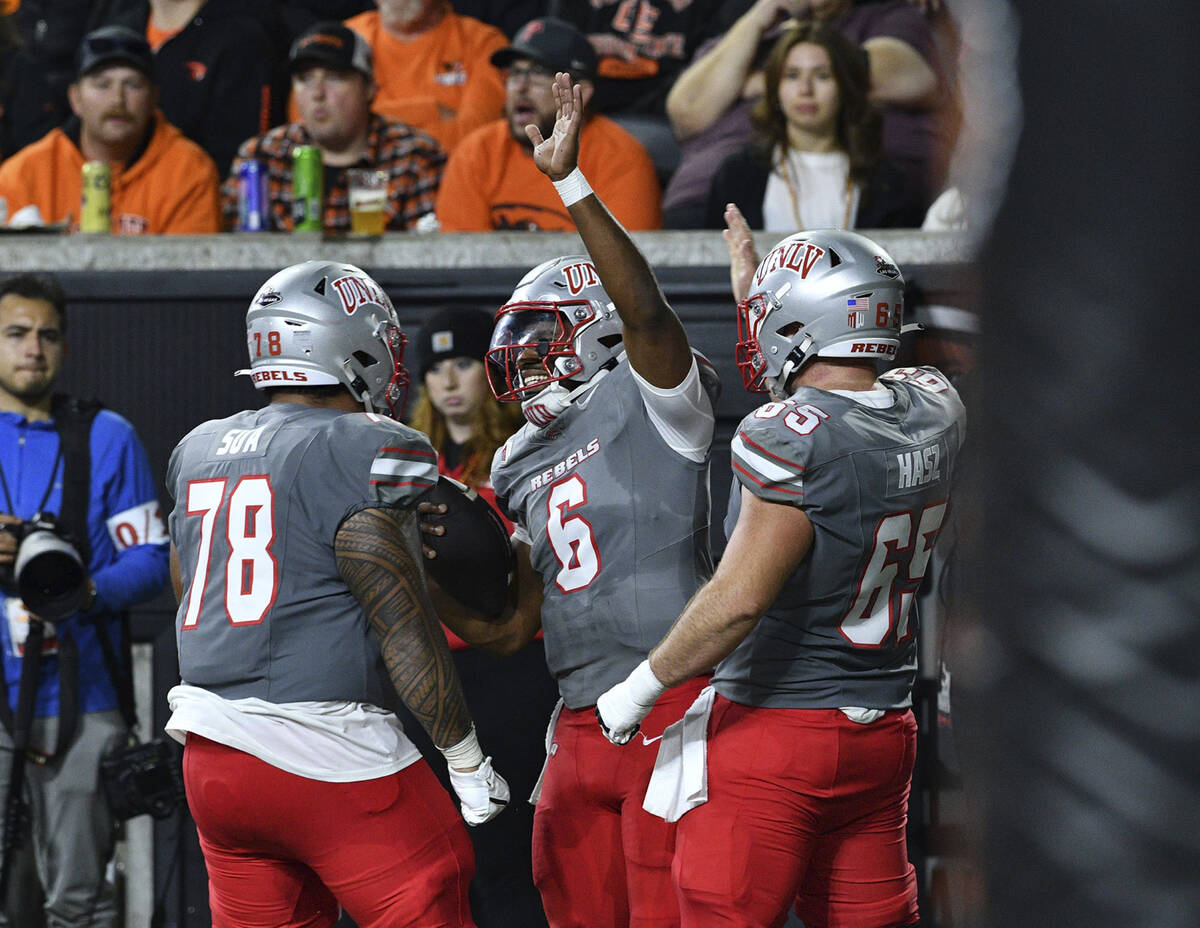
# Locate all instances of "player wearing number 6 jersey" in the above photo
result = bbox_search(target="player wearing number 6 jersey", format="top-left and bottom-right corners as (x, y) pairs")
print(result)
(164, 260), (509, 928)
(597, 227), (966, 928)
(431, 74), (719, 927)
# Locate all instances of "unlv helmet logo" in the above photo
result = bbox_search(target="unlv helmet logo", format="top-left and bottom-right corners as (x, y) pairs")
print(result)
(561, 261), (599, 295)
(330, 274), (388, 315)
(753, 241), (825, 289)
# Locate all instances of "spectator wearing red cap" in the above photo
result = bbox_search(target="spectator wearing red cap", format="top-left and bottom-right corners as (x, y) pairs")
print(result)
(435, 16), (661, 232)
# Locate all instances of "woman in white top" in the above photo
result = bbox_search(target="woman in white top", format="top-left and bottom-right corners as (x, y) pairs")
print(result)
(702, 19), (923, 232)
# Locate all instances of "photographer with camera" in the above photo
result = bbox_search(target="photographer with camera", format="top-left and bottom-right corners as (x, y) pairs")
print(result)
(0, 273), (170, 928)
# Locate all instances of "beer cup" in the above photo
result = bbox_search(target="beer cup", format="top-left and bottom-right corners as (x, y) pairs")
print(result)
(347, 169), (388, 236)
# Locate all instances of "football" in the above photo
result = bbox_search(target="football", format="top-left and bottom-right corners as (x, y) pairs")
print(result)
(420, 476), (515, 620)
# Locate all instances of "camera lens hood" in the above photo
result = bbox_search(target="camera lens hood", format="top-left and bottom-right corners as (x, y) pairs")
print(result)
(14, 529), (87, 619)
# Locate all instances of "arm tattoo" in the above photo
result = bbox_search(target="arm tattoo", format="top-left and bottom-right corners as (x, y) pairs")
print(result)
(335, 506), (472, 749)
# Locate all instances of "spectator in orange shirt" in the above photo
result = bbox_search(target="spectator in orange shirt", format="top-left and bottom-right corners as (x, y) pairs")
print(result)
(0, 25), (221, 234)
(344, 0), (508, 154)
(435, 17), (661, 232)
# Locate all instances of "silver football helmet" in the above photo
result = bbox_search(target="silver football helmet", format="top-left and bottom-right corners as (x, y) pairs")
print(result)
(736, 230), (906, 399)
(486, 256), (624, 407)
(236, 260), (409, 418)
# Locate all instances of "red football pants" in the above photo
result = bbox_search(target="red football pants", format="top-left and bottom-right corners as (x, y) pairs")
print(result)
(183, 734), (477, 928)
(673, 698), (918, 928)
(532, 676), (709, 928)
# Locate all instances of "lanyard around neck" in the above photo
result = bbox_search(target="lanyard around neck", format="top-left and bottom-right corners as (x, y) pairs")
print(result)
(0, 432), (64, 520)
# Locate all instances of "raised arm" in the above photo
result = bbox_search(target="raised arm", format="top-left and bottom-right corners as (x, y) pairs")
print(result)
(665, 0), (803, 140)
(526, 74), (692, 389)
(863, 35), (939, 108)
(723, 202), (760, 305)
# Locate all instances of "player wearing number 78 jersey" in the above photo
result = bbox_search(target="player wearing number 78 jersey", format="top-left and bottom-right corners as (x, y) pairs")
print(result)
(596, 228), (966, 928)
(164, 260), (509, 928)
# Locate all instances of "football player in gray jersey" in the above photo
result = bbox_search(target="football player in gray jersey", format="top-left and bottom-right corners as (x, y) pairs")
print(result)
(164, 261), (509, 928)
(430, 74), (719, 927)
(597, 224), (966, 928)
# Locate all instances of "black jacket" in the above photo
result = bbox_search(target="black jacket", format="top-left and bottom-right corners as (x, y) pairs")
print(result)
(3, 0), (138, 155)
(109, 0), (284, 178)
(703, 143), (927, 231)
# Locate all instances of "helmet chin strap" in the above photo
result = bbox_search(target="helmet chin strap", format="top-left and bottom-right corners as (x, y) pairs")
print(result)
(771, 336), (813, 400)
(520, 370), (608, 426)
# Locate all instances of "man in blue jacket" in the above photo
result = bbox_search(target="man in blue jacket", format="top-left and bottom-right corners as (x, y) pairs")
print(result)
(0, 272), (169, 927)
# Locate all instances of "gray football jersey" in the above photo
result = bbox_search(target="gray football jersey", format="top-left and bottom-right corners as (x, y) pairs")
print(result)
(715, 366), (966, 709)
(492, 362), (718, 709)
(166, 403), (438, 705)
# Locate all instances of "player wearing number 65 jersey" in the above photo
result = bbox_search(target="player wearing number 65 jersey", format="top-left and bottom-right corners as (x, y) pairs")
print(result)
(597, 228), (966, 928)
(430, 75), (719, 927)
(164, 260), (509, 928)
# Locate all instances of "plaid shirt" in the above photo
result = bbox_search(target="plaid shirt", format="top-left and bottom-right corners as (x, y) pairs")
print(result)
(221, 114), (445, 232)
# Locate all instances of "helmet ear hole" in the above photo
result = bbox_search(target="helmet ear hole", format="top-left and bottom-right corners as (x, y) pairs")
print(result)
(352, 350), (378, 367)
(597, 334), (622, 349)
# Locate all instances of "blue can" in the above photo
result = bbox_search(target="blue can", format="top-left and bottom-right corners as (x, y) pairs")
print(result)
(237, 161), (268, 231)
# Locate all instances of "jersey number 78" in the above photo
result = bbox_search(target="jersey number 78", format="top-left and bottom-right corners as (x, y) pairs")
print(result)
(181, 476), (278, 628)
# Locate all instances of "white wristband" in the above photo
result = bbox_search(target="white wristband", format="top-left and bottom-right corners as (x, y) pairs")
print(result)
(627, 658), (668, 708)
(552, 168), (593, 207)
(439, 725), (485, 771)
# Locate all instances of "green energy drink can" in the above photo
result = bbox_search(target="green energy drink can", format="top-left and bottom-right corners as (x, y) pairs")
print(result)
(80, 161), (111, 234)
(291, 145), (323, 231)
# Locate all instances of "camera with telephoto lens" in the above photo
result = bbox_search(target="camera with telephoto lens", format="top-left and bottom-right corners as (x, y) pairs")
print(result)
(0, 514), (87, 619)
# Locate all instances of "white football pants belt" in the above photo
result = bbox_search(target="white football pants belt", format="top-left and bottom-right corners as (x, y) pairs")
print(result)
(642, 685), (716, 823)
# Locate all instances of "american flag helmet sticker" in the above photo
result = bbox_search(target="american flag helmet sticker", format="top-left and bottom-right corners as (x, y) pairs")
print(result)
(847, 296), (870, 328)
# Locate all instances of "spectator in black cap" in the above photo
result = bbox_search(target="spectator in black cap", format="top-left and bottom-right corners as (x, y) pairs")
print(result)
(0, 24), (222, 233)
(434, 15), (662, 232)
(220, 20), (447, 233)
(103, 0), (284, 178)
(403, 305), (556, 928)
(409, 306), (523, 491)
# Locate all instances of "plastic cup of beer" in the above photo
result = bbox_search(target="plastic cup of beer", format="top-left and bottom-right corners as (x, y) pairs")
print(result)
(348, 169), (388, 236)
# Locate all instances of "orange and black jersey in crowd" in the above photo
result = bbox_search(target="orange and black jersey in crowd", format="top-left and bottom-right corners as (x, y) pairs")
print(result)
(220, 114), (446, 232)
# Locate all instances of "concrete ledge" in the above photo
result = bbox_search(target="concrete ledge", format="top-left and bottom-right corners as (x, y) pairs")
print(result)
(0, 228), (975, 272)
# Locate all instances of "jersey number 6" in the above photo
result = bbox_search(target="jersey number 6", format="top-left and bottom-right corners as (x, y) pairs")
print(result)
(182, 476), (278, 628)
(546, 475), (600, 593)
